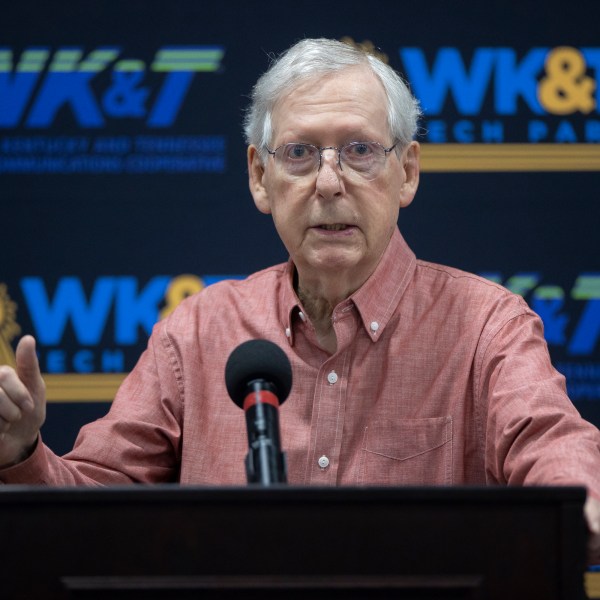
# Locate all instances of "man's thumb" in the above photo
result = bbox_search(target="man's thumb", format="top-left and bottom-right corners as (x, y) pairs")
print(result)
(15, 335), (45, 399)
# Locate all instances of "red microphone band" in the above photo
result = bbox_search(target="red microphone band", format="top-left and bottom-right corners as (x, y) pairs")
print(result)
(243, 389), (280, 412)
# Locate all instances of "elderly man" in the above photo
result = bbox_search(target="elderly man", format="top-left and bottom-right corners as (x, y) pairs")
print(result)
(0, 38), (599, 559)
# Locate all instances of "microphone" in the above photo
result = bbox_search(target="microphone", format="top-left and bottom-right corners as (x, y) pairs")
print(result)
(225, 339), (292, 485)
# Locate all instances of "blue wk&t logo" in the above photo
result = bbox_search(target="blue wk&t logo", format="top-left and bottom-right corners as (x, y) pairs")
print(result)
(398, 46), (600, 143)
(0, 46), (225, 128)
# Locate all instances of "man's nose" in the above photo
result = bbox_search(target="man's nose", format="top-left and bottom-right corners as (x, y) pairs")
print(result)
(316, 149), (343, 197)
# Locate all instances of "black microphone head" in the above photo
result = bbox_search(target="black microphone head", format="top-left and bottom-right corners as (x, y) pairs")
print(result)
(225, 339), (292, 408)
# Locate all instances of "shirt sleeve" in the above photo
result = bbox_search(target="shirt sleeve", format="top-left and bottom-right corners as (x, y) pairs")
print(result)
(478, 303), (600, 499)
(0, 320), (183, 486)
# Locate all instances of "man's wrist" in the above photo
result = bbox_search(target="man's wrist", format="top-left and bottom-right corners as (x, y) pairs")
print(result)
(0, 435), (39, 470)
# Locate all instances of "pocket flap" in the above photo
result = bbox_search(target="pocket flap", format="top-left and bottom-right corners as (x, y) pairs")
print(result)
(363, 416), (452, 462)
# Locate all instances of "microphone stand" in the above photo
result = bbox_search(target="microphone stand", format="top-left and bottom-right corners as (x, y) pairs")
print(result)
(244, 380), (287, 485)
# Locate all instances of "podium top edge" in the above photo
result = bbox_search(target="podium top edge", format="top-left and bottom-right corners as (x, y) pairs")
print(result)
(0, 484), (587, 505)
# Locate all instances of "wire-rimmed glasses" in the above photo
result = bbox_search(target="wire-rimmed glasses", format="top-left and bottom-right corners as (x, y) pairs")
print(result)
(266, 141), (398, 181)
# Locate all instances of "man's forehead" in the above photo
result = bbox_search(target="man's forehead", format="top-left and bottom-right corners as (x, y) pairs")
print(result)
(271, 66), (388, 130)
(280, 65), (384, 102)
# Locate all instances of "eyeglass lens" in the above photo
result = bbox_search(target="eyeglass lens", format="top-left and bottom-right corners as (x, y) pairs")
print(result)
(272, 142), (392, 181)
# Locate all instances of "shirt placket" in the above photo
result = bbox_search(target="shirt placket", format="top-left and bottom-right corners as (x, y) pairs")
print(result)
(305, 308), (356, 484)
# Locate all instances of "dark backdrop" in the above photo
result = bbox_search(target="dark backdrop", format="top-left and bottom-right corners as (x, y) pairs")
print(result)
(1, 0), (599, 454)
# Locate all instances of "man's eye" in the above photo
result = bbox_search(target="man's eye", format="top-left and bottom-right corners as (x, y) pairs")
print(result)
(286, 145), (310, 159)
(348, 143), (373, 157)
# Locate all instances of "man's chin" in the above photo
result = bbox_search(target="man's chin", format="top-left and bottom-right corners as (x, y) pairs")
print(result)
(301, 250), (372, 278)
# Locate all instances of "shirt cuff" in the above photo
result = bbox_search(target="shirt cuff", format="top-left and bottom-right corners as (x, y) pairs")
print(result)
(0, 436), (50, 484)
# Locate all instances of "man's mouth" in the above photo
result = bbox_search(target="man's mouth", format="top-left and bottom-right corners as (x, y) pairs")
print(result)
(319, 224), (349, 231)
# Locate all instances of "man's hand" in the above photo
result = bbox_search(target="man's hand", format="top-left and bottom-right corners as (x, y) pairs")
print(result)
(585, 495), (600, 565)
(0, 336), (46, 468)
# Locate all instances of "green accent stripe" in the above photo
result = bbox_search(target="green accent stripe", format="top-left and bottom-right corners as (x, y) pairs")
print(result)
(572, 275), (600, 300)
(49, 50), (83, 72)
(78, 49), (120, 71)
(77, 64), (110, 72)
(52, 50), (83, 59)
(533, 286), (564, 300)
(504, 275), (540, 296)
(6, 50), (50, 73)
(113, 61), (146, 72)
(151, 62), (220, 72)
(156, 50), (224, 60)
(49, 65), (77, 72)
(16, 65), (45, 72)
(152, 48), (224, 71)
(22, 50), (49, 57)
(89, 50), (120, 60)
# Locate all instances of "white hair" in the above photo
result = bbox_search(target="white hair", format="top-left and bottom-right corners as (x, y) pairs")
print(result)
(243, 38), (422, 161)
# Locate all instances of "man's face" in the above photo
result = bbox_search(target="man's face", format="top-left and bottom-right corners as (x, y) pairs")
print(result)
(248, 65), (419, 291)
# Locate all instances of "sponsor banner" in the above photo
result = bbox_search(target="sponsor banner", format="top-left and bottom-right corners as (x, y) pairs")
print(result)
(0, 46), (226, 174)
(2, 41), (599, 175)
(1, 4), (598, 453)
(399, 46), (599, 142)
(1, 272), (599, 403)
(482, 273), (600, 401)
(396, 45), (600, 171)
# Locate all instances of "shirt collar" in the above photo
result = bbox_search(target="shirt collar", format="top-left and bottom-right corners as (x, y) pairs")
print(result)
(278, 227), (416, 345)
(279, 262), (301, 346)
(350, 227), (416, 341)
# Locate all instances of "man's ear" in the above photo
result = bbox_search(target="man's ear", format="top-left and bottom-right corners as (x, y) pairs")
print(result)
(398, 141), (420, 209)
(247, 145), (271, 215)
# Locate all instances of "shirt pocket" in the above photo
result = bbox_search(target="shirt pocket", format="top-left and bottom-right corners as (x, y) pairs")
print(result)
(358, 416), (453, 485)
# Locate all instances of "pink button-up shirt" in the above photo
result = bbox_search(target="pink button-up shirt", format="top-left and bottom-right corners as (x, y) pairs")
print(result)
(3, 229), (600, 495)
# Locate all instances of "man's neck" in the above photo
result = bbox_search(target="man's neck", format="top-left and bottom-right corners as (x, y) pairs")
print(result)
(296, 276), (361, 355)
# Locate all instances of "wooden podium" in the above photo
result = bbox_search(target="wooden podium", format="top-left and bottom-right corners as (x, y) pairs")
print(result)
(0, 486), (587, 599)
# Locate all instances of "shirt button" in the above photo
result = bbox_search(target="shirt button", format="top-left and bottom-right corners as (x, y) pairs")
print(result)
(318, 455), (330, 469)
(370, 321), (380, 333)
(327, 371), (338, 384)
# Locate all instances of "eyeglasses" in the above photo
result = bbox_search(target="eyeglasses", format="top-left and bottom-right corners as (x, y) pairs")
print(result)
(265, 141), (398, 181)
